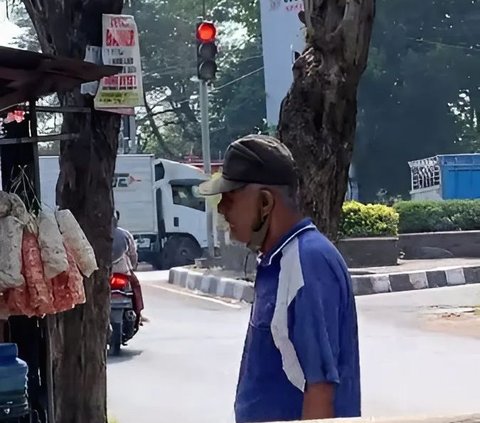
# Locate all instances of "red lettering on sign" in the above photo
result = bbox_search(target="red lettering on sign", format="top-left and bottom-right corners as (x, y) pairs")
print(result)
(102, 74), (137, 88)
(109, 17), (130, 28)
(106, 29), (135, 46)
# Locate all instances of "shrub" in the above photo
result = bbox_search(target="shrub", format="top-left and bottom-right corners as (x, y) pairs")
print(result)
(394, 200), (480, 233)
(340, 201), (399, 238)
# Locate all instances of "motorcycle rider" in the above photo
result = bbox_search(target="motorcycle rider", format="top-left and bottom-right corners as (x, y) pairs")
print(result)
(112, 213), (144, 327)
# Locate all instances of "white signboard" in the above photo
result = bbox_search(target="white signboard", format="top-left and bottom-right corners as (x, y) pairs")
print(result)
(81, 46), (102, 96)
(94, 14), (144, 110)
(260, 0), (306, 126)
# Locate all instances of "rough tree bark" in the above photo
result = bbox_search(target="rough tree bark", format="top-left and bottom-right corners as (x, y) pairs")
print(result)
(22, 1), (122, 422)
(278, 0), (375, 239)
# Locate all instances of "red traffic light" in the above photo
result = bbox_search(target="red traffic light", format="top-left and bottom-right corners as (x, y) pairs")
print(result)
(196, 22), (216, 43)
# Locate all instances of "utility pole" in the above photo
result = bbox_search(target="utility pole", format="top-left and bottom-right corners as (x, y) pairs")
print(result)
(199, 80), (215, 258)
(196, 19), (218, 259)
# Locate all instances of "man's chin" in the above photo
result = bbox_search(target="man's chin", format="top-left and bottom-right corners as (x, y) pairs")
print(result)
(229, 228), (249, 245)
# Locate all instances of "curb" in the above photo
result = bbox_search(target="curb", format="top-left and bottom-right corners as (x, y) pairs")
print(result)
(168, 267), (254, 303)
(168, 264), (480, 303)
(351, 265), (480, 296)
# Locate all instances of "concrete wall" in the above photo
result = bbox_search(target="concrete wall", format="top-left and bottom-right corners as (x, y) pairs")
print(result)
(410, 186), (443, 201)
(337, 237), (399, 267)
(399, 231), (480, 259)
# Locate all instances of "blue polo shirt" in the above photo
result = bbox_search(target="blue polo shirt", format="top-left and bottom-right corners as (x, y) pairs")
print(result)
(234, 219), (361, 423)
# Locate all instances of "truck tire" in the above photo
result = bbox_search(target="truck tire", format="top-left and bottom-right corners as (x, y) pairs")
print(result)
(162, 236), (202, 269)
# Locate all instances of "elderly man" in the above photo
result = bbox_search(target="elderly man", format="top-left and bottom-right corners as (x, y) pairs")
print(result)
(199, 135), (361, 423)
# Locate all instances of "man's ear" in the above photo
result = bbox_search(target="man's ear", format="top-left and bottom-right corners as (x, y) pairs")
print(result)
(259, 189), (274, 219)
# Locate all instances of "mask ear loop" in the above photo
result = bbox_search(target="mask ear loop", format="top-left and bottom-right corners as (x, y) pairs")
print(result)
(247, 190), (273, 253)
(246, 215), (270, 253)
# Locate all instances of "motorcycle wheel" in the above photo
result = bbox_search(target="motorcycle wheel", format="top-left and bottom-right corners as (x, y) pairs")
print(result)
(109, 322), (122, 356)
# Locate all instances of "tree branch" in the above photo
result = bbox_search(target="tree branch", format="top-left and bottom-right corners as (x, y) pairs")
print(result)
(136, 108), (177, 124)
(143, 92), (175, 158)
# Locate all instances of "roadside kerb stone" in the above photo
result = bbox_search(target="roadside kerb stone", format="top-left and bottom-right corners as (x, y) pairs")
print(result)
(168, 267), (254, 303)
(353, 265), (480, 296)
(168, 264), (480, 303)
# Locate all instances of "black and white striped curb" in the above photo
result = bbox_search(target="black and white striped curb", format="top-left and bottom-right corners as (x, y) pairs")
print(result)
(168, 265), (480, 303)
(168, 267), (254, 302)
(352, 265), (480, 296)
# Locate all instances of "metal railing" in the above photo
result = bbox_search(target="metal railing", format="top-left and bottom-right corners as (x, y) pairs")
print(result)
(408, 156), (441, 191)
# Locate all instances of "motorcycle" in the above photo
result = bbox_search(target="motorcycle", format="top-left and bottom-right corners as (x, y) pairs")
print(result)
(108, 273), (139, 356)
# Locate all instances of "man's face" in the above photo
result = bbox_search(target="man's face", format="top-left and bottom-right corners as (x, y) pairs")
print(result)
(217, 185), (260, 244)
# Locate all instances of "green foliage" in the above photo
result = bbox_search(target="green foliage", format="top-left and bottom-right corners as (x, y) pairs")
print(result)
(354, 0), (480, 201)
(339, 201), (399, 238)
(394, 200), (480, 233)
(123, 0), (266, 158)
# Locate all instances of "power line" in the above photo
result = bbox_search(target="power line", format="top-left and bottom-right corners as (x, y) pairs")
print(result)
(410, 37), (480, 53)
(142, 65), (265, 115)
(142, 50), (263, 80)
(211, 67), (264, 92)
(142, 54), (263, 81)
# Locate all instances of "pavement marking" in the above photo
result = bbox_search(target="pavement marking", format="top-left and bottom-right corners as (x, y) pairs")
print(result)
(145, 281), (243, 309)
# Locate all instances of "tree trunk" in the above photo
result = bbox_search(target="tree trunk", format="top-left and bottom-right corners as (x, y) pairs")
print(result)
(278, 0), (375, 239)
(22, 1), (123, 422)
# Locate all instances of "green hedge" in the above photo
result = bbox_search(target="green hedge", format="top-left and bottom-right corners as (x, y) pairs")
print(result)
(339, 200), (480, 238)
(340, 201), (399, 238)
(393, 200), (480, 233)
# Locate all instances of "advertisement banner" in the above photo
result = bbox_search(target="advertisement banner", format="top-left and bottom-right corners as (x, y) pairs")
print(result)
(94, 14), (144, 110)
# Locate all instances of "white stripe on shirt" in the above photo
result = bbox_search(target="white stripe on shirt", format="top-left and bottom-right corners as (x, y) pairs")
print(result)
(270, 238), (306, 392)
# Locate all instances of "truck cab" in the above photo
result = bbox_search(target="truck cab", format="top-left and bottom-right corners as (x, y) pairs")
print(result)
(38, 154), (210, 270)
(137, 159), (208, 268)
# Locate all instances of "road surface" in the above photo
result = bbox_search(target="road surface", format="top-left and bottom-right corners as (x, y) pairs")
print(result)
(108, 271), (480, 423)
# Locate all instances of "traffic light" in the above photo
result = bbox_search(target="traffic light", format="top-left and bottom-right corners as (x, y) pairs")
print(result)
(196, 21), (218, 81)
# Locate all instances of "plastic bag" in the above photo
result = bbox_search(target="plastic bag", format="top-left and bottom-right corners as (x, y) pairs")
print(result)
(4, 283), (35, 317)
(0, 216), (25, 291)
(51, 272), (74, 313)
(0, 295), (10, 320)
(55, 209), (98, 277)
(65, 245), (86, 305)
(38, 211), (69, 279)
(9, 193), (29, 225)
(22, 230), (55, 315)
(0, 191), (12, 218)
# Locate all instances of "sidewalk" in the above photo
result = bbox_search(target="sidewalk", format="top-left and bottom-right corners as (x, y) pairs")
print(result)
(168, 258), (480, 303)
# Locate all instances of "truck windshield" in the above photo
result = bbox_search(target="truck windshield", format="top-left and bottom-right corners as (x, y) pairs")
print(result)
(171, 184), (205, 212)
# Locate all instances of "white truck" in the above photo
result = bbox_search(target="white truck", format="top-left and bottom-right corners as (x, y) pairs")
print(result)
(39, 154), (209, 269)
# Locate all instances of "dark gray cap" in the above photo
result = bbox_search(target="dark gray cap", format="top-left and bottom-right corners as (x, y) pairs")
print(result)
(199, 134), (297, 196)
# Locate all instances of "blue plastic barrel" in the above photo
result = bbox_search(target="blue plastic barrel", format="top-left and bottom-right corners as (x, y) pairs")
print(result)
(0, 343), (28, 394)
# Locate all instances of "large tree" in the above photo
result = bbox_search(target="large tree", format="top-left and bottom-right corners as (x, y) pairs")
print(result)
(21, 1), (122, 422)
(278, 0), (375, 239)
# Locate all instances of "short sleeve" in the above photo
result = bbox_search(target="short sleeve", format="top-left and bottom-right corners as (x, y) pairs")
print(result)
(291, 250), (341, 385)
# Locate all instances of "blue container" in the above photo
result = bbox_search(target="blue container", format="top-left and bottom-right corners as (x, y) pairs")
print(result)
(0, 343), (28, 394)
(438, 154), (480, 199)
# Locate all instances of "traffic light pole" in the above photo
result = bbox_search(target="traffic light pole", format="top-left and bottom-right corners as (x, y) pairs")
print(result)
(199, 79), (215, 258)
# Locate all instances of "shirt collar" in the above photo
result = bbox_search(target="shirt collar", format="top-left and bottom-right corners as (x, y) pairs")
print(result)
(258, 218), (317, 267)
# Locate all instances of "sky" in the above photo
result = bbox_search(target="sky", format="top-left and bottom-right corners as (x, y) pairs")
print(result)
(0, 0), (22, 47)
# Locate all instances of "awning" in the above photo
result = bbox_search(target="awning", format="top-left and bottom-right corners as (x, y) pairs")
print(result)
(0, 46), (119, 111)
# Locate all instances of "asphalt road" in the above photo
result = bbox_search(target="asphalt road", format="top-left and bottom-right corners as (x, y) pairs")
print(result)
(107, 272), (480, 423)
